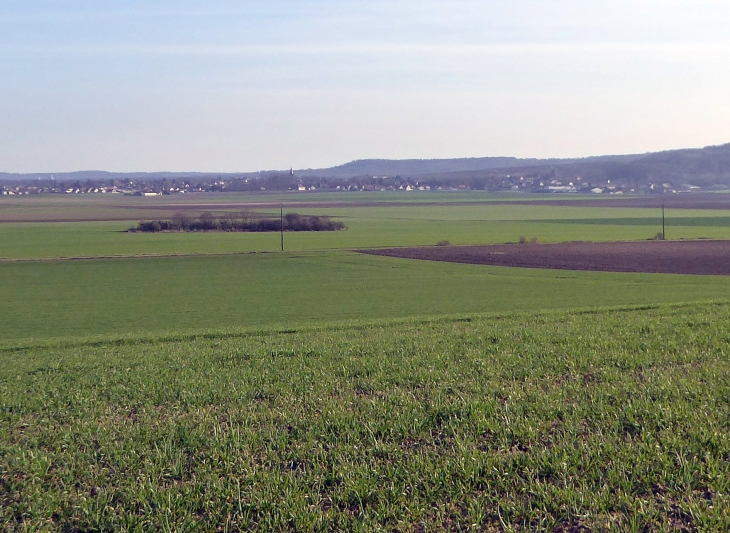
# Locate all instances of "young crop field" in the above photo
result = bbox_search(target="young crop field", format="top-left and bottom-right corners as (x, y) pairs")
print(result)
(3, 251), (730, 342)
(3, 303), (730, 531)
(2, 199), (730, 261)
(3, 191), (730, 531)
(2, 192), (730, 341)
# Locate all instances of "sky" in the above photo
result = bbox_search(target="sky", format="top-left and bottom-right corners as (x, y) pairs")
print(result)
(1, 0), (730, 173)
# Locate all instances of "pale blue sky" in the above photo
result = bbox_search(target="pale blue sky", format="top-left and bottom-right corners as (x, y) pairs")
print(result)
(2, 0), (729, 172)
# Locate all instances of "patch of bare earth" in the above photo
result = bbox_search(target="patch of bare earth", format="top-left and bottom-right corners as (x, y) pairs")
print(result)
(361, 240), (730, 276)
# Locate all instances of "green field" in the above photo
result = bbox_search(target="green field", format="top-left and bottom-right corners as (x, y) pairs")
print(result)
(3, 304), (730, 530)
(2, 193), (730, 342)
(3, 192), (730, 530)
(3, 251), (730, 342)
(2, 203), (730, 260)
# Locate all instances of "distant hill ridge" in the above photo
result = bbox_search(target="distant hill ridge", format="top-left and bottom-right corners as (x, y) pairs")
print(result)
(297, 153), (640, 178)
(2, 143), (730, 185)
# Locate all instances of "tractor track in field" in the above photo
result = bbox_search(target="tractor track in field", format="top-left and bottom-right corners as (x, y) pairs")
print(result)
(0, 250), (284, 263)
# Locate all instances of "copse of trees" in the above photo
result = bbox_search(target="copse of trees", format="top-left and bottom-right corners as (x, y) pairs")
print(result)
(129, 211), (346, 233)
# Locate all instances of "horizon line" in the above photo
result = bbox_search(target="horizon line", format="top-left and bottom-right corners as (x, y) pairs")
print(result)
(1, 141), (727, 176)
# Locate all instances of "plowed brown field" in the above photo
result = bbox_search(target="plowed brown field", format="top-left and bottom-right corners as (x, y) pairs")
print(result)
(362, 240), (730, 275)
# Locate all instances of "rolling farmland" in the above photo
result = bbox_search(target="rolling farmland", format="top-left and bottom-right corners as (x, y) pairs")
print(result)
(5, 2), (729, 530)
(2, 191), (730, 530)
(2, 194), (730, 261)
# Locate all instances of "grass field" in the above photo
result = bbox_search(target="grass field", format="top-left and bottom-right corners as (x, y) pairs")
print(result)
(3, 303), (730, 531)
(2, 203), (730, 260)
(3, 191), (730, 531)
(3, 251), (730, 342)
(2, 193), (730, 342)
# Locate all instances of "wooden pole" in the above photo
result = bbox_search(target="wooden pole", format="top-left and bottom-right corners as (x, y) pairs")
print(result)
(280, 206), (284, 251)
(662, 199), (665, 240)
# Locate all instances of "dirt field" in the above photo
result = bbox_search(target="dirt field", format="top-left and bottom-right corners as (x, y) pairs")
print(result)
(362, 240), (730, 276)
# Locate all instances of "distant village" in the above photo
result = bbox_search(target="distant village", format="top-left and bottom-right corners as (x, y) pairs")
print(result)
(0, 172), (712, 196)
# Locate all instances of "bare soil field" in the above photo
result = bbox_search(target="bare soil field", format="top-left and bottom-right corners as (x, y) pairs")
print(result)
(362, 240), (730, 275)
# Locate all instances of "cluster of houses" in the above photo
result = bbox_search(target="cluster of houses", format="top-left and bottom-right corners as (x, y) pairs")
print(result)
(289, 175), (701, 195)
(326, 183), (432, 192)
(0, 180), (213, 196)
(1, 184), (158, 196)
(0, 174), (713, 197)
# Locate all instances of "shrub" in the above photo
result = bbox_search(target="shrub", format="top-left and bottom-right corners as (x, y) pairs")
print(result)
(133, 220), (162, 232)
(198, 212), (218, 231)
(171, 212), (192, 230)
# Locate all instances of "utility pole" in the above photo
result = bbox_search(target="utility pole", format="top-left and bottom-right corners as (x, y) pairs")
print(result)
(280, 205), (284, 251)
(662, 198), (666, 240)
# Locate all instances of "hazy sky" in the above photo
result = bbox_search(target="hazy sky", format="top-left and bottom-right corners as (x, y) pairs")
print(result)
(2, 0), (730, 172)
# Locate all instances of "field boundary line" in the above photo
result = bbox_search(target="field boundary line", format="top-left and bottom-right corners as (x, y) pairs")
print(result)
(2, 299), (727, 354)
(0, 250), (285, 263)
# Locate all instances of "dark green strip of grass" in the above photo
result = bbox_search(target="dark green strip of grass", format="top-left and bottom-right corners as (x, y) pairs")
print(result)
(2, 303), (730, 531)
